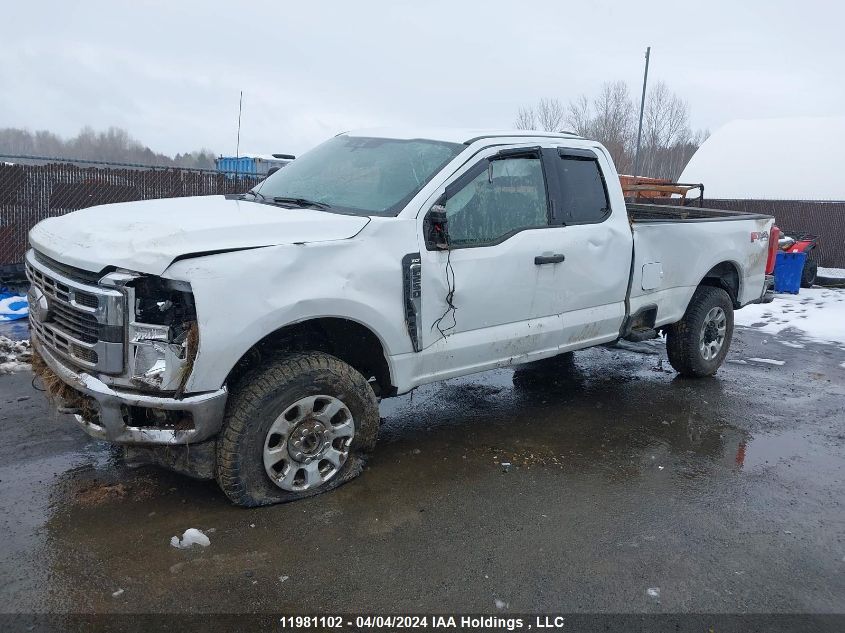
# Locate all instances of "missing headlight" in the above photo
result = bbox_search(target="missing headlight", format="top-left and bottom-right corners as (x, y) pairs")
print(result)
(128, 276), (197, 392)
(133, 276), (196, 328)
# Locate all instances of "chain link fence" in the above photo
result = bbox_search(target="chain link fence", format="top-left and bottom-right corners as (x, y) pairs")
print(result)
(2, 155), (844, 274)
(0, 155), (262, 272)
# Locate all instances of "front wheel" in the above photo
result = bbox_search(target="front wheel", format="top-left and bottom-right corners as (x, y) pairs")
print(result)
(216, 351), (379, 506)
(666, 286), (734, 377)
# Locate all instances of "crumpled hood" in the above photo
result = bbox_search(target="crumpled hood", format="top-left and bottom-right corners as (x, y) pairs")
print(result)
(29, 195), (370, 275)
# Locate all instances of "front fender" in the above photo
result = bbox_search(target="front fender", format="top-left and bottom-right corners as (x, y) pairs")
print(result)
(163, 242), (413, 392)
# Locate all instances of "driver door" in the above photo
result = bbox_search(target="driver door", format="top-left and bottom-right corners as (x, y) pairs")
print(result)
(414, 148), (567, 381)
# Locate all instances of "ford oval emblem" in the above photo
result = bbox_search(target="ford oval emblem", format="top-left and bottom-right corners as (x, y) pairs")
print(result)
(28, 286), (51, 323)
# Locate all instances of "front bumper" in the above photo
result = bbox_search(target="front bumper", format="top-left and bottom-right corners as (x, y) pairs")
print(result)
(34, 338), (227, 445)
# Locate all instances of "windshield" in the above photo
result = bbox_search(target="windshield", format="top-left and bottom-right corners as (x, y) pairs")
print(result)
(253, 135), (463, 216)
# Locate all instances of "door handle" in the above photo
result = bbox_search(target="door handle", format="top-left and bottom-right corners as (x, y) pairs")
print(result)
(534, 254), (565, 265)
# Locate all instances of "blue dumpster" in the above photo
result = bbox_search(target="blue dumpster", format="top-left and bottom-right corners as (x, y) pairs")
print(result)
(773, 251), (807, 294)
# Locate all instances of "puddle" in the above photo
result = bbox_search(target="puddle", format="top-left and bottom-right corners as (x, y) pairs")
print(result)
(740, 429), (838, 473)
(0, 319), (29, 342)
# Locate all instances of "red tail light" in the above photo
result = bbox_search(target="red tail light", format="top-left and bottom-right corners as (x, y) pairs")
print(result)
(765, 225), (780, 274)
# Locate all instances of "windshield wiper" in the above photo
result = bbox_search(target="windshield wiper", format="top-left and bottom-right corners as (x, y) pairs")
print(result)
(243, 189), (267, 201)
(272, 196), (331, 210)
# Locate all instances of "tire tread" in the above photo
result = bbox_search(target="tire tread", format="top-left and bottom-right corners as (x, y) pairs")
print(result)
(216, 350), (378, 507)
(666, 285), (734, 378)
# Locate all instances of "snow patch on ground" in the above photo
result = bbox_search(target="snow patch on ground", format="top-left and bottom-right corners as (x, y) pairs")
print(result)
(0, 336), (31, 374)
(748, 358), (786, 366)
(170, 528), (210, 549)
(735, 288), (845, 345)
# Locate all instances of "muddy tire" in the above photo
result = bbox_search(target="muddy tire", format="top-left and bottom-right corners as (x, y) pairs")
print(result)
(800, 258), (818, 288)
(216, 351), (379, 507)
(666, 286), (734, 378)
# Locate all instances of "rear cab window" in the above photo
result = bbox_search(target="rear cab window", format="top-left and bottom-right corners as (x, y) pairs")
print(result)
(547, 147), (611, 225)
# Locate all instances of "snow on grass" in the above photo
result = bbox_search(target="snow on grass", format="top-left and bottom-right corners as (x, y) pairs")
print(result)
(735, 288), (845, 345)
(0, 336), (31, 374)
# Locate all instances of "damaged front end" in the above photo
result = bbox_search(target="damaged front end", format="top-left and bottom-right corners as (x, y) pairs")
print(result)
(27, 249), (227, 447)
(127, 275), (199, 395)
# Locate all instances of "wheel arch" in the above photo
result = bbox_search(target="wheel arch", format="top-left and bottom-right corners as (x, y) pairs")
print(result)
(698, 260), (742, 308)
(225, 317), (396, 397)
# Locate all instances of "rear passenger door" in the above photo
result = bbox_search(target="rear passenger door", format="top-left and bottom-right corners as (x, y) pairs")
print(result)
(542, 147), (631, 347)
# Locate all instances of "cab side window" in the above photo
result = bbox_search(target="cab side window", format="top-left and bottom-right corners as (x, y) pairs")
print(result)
(556, 153), (610, 224)
(445, 156), (549, 247)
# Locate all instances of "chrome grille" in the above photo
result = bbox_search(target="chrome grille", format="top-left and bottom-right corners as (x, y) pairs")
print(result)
(72, 344), (99, 364)
(30, 317), (100, 366)
(49, 299), (99, 343)
(75, 292), (99, 309)
(26, 250), (126, 374)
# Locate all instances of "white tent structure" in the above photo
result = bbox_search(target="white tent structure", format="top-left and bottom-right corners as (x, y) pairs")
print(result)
(679, 117), (845, 200)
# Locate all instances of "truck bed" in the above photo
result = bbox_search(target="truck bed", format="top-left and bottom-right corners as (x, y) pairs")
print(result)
(626, 201), (775, 326)
(627, 202), (772, 223)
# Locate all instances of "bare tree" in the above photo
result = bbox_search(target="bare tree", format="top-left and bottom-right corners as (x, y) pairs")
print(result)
(518, 82), (706, 179)
(588, 81), (635, 172)
(565, 95), (593, 137)
(535, 98), (565, 132)
(534, 80), (706, 178)
(639, 81), (694, 179)
(514, 106), (537, 130)
(514, 98), (566, 132)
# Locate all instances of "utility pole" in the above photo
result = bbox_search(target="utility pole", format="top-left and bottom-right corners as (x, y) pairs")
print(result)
(234, 90), (243, 177)
(633, 46), (650, 176)
(236, 91), (243, 158)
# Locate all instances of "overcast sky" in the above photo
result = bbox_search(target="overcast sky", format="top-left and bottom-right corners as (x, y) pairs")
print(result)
(2, 0), (843, 157)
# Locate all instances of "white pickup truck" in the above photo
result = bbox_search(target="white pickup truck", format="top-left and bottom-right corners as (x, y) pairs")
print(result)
(27, 128), (775, 506)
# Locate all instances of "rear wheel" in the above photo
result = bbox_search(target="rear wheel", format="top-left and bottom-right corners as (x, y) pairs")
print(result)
(801, 258), (818, 288)
(666, 286), (734, 377)
(216, 351), (379, 506)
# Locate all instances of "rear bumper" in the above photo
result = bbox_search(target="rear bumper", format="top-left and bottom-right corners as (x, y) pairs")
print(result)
(760, 274), (775, 303)
(749, 274), (775, 305)
(34, 338), (227, 445)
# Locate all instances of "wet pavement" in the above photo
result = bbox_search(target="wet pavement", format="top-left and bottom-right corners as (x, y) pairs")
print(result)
(0, 326), (843, 616)
(0, 318), (29, 341)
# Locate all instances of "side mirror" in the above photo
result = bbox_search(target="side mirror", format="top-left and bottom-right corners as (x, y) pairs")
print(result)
(424, 204), (450, 250)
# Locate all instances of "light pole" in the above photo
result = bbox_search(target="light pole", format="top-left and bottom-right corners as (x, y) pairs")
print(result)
(633, 46), (651, 177)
